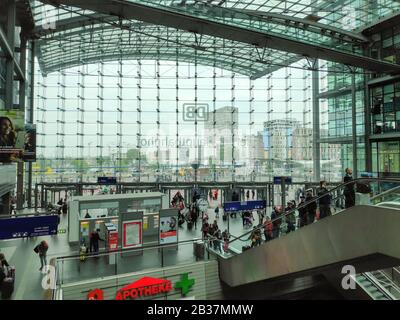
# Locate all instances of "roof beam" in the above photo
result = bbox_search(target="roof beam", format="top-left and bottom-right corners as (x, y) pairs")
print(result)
(0, 25), (25, 81)
(38, 0), (400, 74)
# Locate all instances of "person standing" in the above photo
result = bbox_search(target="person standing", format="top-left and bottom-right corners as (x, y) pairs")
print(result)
(298, 196), (307, 227)
(34, 241), (48, 271)
(305, 191), (317, 225)
(90, 229), (104, 254)
(252, 190), (255, 200)
(0, 253), (9, 269)
(271, 206), (282, 239)
(318, 181), (331, 219)
(246, 190), (250, 200)
(343, 168), (355, 208)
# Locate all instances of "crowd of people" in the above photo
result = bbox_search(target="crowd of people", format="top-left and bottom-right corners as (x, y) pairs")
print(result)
(172, 168), (359, 252)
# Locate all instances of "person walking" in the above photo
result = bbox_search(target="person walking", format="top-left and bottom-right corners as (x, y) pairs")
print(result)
(317, 181), (331, 219)
(214, 205), (220, 219)
(34, 240), (49, 272)
(343, 168), (355, 208)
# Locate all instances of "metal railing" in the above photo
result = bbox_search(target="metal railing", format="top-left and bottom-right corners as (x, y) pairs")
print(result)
(52, 237), (217, 291)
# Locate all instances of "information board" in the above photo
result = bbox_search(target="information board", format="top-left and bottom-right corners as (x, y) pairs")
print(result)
(97, 176), (117, 184)
(0, 215), (58, 240)
(122, 220), (142, 249)
(223, 200), (266, 212)
(159, 216), (178, 245)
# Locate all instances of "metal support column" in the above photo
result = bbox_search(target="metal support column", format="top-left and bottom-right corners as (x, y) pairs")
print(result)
(364, 74), (372, 172)
(16, 37), (27, 210)
(351, 70), (358, 177)
(312, 60), (321, 182)
(5, 0), (16, 110)
(27, 41), (35, 208)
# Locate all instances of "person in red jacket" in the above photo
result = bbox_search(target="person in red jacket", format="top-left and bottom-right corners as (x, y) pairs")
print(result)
(263, 216), (273, 242)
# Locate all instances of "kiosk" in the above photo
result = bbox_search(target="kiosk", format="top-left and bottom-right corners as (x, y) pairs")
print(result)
(68, 192), (168, 253)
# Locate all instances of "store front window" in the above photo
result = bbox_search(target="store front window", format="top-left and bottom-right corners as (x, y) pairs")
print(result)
(372, 141), (400, 177)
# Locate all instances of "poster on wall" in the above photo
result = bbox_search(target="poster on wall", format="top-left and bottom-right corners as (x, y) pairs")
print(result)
(159, 216), (177, 245)
(0, 110), (36, 162)
(122, 220), (142, 249)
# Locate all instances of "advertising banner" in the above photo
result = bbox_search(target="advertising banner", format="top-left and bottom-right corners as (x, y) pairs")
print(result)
(0, 110), (36, 163)
(122, 220), (142, 249)
(108, 231), (118, 251)
(0, 215), (58, 240)
(159, 216), (177, 245)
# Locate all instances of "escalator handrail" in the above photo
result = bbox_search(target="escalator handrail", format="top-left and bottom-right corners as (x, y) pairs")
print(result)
(227, 177), (400, 245)
(362, 272), (397, 300)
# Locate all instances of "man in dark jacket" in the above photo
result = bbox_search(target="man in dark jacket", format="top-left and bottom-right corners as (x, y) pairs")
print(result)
(90, 229), (104, 254)
(343, 168), (355, 208)
(318, 181), (331, 219)
(298, 196), (307, 227)
(305, 191), (317, 224)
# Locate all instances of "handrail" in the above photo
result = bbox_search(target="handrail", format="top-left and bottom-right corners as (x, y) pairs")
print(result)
(227, 177), (400, 245)
(55, 237), (210, 261)
(371, 185), (400, 201)
(362, 272), (397, 300)
(370, 270), (400, 297)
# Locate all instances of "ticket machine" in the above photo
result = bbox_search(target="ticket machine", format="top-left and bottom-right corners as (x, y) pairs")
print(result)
(105, 222), (118, 264)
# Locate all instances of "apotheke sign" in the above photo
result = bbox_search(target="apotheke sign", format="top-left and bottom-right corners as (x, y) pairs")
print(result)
(87, 274), (194, 300)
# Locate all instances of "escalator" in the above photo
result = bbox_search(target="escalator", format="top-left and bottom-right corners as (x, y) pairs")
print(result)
(213, 178), (400, 293)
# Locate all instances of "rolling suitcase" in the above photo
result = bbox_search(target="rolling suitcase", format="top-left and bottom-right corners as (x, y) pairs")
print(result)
(187, 221), (193, 230)
(1, 277), (15, 300)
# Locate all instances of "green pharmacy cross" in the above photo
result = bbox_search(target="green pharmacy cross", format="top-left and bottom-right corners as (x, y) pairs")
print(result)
(175, 273), (195, 296)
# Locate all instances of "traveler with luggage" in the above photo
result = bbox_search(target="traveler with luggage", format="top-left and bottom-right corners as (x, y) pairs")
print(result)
(34, 240), (49, 272)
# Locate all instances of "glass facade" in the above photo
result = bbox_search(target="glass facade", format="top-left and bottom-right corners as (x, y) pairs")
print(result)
(35, 59), (331, 183)
(371, 81), (400, 134)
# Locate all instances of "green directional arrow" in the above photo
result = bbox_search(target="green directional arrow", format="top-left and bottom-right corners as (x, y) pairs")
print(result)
(175, 273), (195, 296)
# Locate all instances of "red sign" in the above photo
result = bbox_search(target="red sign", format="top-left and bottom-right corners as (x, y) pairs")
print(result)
(108, 231), (118, 251)
(87, 277), (173, 300)
(116, 277), (172, 300)
(160, 230), (177, 239)
(87, 289), (104, 300)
